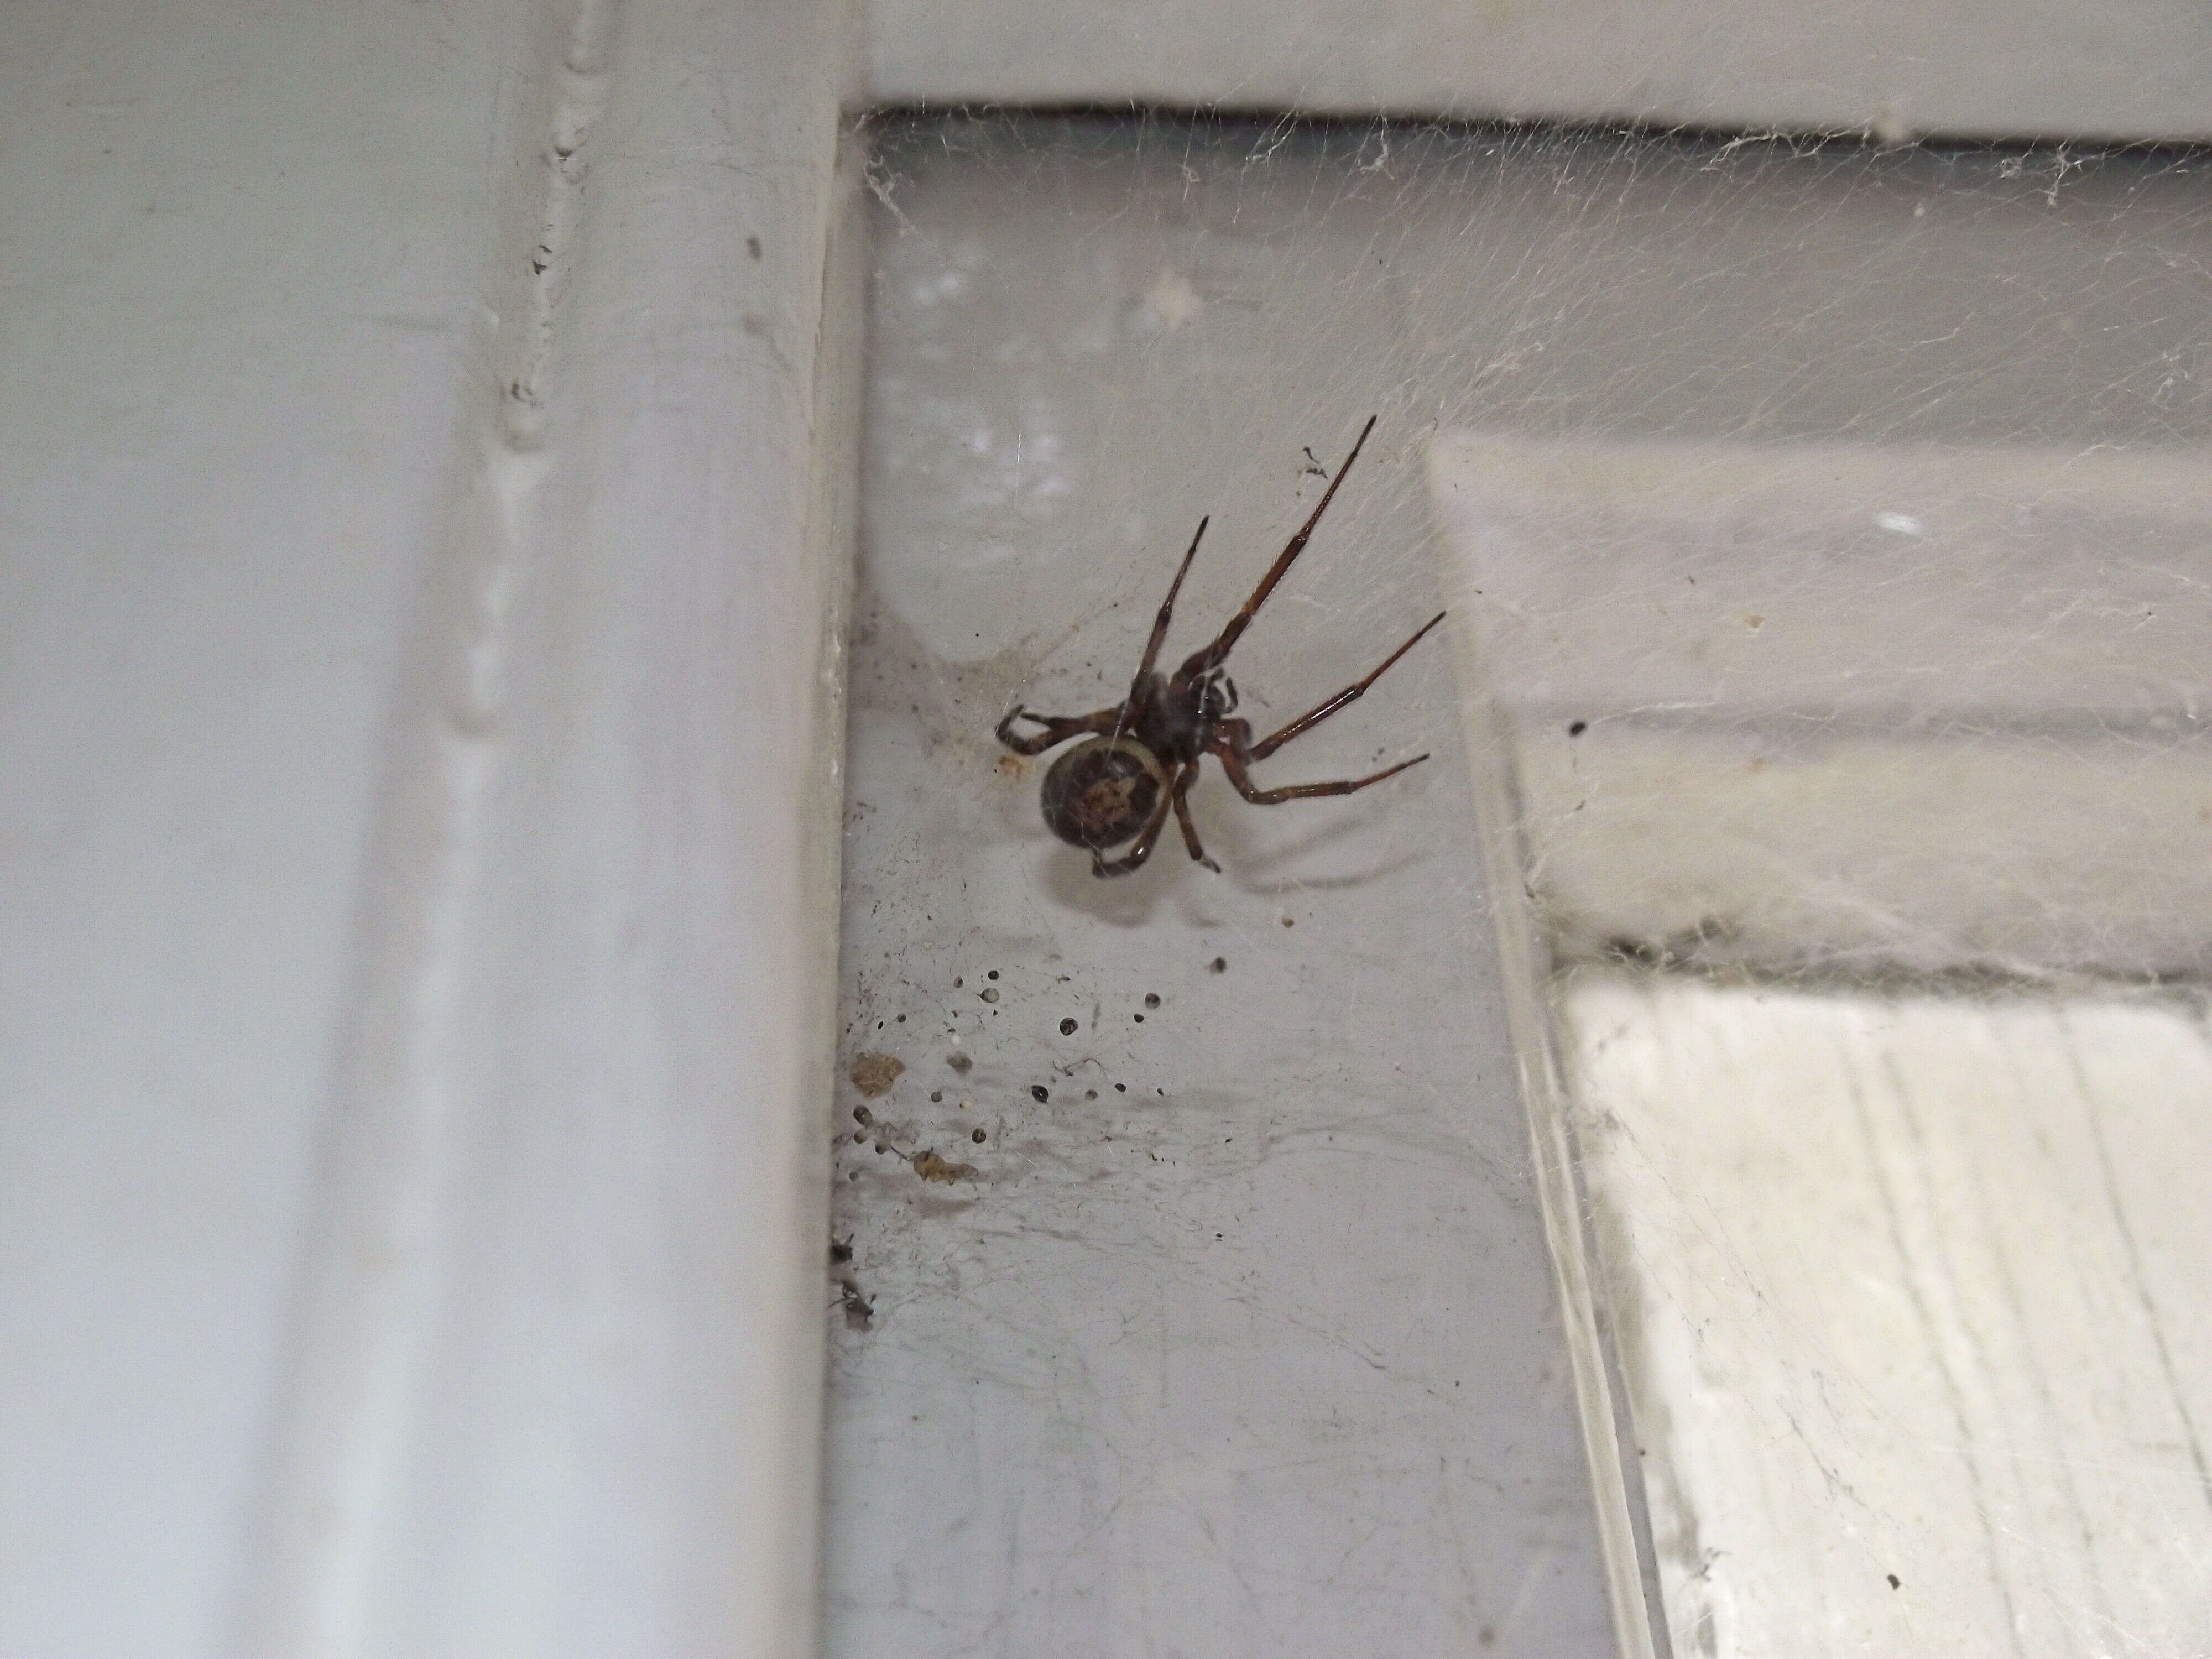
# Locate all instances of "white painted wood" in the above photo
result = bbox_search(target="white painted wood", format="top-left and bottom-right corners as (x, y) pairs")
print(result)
(3, 1), (857, 1654)
(1562, 974), (2212, 1656)
(864, 0), (2212, 141)
(246, 3), (859, 1655)
(0, 4), (536, 1653)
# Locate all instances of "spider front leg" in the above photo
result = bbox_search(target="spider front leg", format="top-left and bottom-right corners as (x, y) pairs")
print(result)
(1170, 766), (1219, 872)
(995, 703), (1121, 756)
(1211, 720), (1430, 804)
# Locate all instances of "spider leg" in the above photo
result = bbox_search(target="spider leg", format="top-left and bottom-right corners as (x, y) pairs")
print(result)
(1175, 415), (1376, 681)
(1170, 765), (1220, 872)
(1136, 516), (1210, 677)
(1248, 611), (1446, 761)
(995, 703), (1123, 756)
(1088, 771), (1179, 878)
(1212, 727), (1430, 805)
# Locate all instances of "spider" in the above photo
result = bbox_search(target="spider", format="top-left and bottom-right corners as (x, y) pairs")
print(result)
(997, 416), (1446, 878)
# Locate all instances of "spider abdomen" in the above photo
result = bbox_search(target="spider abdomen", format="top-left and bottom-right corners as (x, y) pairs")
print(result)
(1039, 736), (1168, 852)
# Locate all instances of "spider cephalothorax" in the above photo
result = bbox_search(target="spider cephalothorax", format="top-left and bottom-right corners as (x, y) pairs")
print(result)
(997, 416), (1445, 878)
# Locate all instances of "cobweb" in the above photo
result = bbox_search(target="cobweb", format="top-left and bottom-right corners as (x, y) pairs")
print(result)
(823, 113), (2212, 1659)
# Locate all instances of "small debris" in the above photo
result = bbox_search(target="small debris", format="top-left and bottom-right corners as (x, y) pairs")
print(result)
(1030, 1084), (1049, 1103)
(911, 1150), (976, 1182)
(930, 1090), (943, 1103)
(980, 988), (999, 1004)
(1084, 1089), (1097, 1100)
(1568, 720), (1588, 737)
(838, 1281), (873, 1329)
(995, 754), (1025, 777)
(1281, 916), (1295, 928)
(1059, 1016), (1078, 1035)
(953, 976), (963, 988)
(852, 1104), (873, 1126)
(971, 1128), (986, 1144)
(1209, 956), (1227, 973)
(1143, 992), (1161, 1009)
(830, 1236), (852, 1264)
(850, 1053), (904, 1097)
(947, 1051), (973, 1075)
(987, 969), (999, 980)
(1887, 1574), (1901, 1591)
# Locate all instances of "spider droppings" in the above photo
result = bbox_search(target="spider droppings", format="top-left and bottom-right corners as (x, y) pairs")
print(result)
(971, 1128), (986, 1143)
(1058, 1016), (1078, 1035)
(1209, 956), (1227, 973)
(1143, 992), (1161, 1008)
(1030, 1084), (1050, 1103)
(1568, 719), (1588, 736)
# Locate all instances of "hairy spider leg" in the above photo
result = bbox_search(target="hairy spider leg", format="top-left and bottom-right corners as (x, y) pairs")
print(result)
(1170, 766), (1220, 872)
(994, 703), (1123, 755)
(1210, 729), (1430, 805)
(1088, 763), (1183, 877)
(1176, 414), (1377, 680)
(1136, 516), (1210, 678)
(1248, 609), (1447, 761)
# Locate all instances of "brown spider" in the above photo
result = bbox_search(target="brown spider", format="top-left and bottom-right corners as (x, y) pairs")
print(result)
(997, 416), (1446, 878)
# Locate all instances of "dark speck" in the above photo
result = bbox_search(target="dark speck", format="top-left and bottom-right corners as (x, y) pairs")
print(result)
(747, 234), (762, 259)
(1887, 1574), (1901, 1590)
(1133, 1013), (1144, 1023)
(930, 1091), (942, 1103)
(1030, 1084), (1049, 1103)
(1143, 992), (1161, 1009)
(895, 1014), (905, 1022)
(1059, 1016), (1078, 1035)
(1084, 1089), (1097, 1100)
(852, 1105), (872, 1125)
(987, 969), (999, 980)
(1281, 916), (1295, 928)
(948, 1052), (972, 1074)
(830, 1239), (852, 1263)
(1569, 719), (1588, 737)
(1115, 1083), (1126, 1092)
(1209, 956), (1227, 973)
(953, 977), (963, 988)
(971, 1128), (986, 1143)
